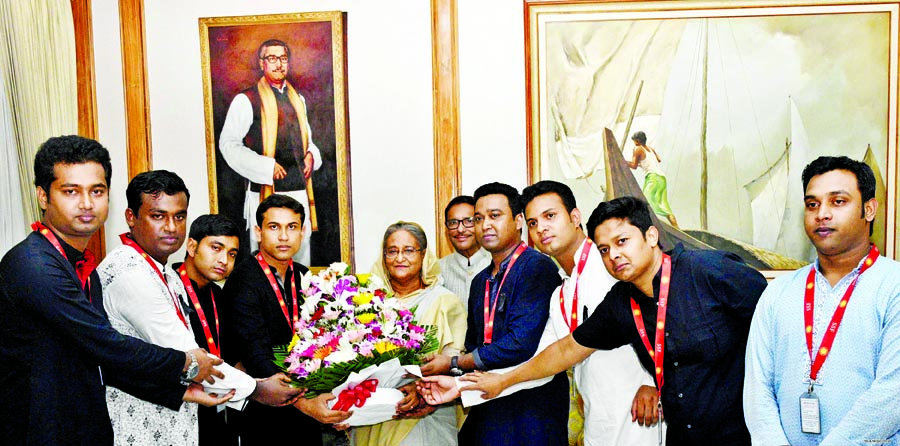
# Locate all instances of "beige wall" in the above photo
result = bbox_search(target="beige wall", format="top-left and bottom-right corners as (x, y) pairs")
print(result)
(91, 0), (526, 269)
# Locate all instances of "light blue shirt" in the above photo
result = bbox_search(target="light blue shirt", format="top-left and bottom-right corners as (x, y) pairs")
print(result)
(744, 253), (900, 445)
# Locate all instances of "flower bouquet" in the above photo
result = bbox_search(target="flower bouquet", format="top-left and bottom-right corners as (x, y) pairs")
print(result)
(273, 263), (438, 425)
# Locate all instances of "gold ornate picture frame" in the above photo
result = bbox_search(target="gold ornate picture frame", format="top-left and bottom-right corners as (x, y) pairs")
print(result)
(525, 0), (899, 275)
(199, 11), (352, 270)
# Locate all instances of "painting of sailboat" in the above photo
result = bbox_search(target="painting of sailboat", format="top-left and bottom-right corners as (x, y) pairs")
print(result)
(526, 1), (899, 270)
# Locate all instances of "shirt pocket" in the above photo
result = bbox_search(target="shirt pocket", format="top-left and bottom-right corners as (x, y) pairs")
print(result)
(674, 324), (721, 364)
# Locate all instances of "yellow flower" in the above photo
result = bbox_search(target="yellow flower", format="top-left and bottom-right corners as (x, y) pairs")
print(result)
(287, 334), (300, 352)
(353, 292), (374, 306)
(374, 341), (399, 354)
(356, 313), (376, 324)
(357, 273), (371, 286)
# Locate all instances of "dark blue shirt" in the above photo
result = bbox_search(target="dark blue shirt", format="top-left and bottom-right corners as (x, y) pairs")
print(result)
(461, 245), (569, 446)
(0, 231), (185, 445)
(573, 244), (767, 446)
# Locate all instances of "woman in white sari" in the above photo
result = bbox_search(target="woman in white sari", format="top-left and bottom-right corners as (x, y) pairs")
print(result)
(351, 221), (467, 446)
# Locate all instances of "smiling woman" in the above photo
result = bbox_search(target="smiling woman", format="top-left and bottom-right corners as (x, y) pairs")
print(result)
(350, 221), (467, 446)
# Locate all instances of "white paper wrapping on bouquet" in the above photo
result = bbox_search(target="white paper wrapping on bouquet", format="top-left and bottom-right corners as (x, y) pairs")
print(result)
(327, 358), (423, 426)
(202, 360), (256, 410)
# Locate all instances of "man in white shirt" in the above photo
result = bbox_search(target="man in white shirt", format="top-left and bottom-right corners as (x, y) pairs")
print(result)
(98, 171), (302, 445)
(521, 181), (660, 445)
(219, 39), (322, 265)
(439, 195), (491, 308)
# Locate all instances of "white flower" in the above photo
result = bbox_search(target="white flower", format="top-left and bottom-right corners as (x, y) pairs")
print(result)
(329, 262), (350, 275)
(301, 294), (321, 317)
(324, 337), (358, 364)
(367, 275), (386, 290)
(301, 270), (314, 291)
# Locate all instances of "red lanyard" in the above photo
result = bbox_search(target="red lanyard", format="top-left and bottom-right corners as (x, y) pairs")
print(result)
(256, 253), (298, 331)
(483, 243), (527, 344)
(805, 244), (879, 382)
(560, 238), (593, 333)
(119, 233), (188, 329)
(178, 264), (220, 357)
(32, 222), (95, 296)
(631, 253), (672, 395)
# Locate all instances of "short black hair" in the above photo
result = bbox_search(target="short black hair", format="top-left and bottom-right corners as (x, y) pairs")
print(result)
(256, 194), (305, 227)
(586, 196), (654, 242)
(521, 180), (577, 214)
(473, 182), (521, 216)
(631, 131), (647, 145)
(189, 214), (241, 243)
(444, 195), (475, 221)
(258, 39), (291, 59)
(125, 170), (190, 214)
(802, 155), (877, 235)
(33, 135), (112, 197)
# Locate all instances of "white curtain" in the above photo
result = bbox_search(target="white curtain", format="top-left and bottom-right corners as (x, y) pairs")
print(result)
(0, 64), (26, 255)
(0, 0), (77, 255)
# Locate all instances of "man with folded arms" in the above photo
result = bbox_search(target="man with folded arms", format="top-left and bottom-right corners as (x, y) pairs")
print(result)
(744, 156), (900, 445)
(0, 136), (225, 445)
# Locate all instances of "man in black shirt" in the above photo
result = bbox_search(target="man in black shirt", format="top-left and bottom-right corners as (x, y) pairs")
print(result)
(223, 194), (350, 445)
(423, 196), (768, 445)
(0, 136), (227, 445)
(173, 214), (243, 445)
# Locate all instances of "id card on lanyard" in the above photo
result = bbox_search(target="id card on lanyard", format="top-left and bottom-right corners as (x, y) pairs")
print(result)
(800, 244), (878, 434)
(630, 253), (671, 446)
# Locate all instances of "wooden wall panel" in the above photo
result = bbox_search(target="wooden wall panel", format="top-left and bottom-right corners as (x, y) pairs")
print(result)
(431, 0), (461, 258)
(119, 0), (152, 179)
(71, 0), (105, 257)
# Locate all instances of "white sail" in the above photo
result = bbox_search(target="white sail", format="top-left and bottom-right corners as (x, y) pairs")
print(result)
(744, 142), (789, 250)
(545, 20), (685, 179)
(775, 99), (812, 259)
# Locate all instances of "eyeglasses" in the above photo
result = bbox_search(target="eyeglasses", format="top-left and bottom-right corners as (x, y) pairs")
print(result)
(384, 247), (422, 259)
(261, 55), (289, 64)
(445, 218), (475, 230)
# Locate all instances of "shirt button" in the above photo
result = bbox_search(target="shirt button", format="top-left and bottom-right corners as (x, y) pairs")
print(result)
(665, 332), (669, 337)
(687, 424), (692, 429)
(678, 393), (683, 398)
(673, 362), (679, 367)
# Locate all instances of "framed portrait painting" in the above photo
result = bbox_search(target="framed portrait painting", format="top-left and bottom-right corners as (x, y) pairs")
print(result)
(199, 11), (352, 270)
(525, 0), (899, 276)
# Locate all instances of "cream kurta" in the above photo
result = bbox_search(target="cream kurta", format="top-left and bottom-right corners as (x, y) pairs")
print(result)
(351, 249), (467, 446)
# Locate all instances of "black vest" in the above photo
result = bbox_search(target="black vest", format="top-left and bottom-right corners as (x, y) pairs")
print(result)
(242, 85), (307, 192)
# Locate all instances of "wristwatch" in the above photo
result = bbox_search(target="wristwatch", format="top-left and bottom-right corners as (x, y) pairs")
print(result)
(450, 355), (464, 377)
(181, 351), (199, 385)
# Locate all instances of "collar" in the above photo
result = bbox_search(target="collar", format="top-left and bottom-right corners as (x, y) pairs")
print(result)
(489, 244), (523, 281)
(451, 247), (488, 265)
(556, 239), (592, 281)
(632, 243), (684, 302)
(812, 250), (874, 291)
(44, 227), (86, 268)
(271, 82), (287, 94)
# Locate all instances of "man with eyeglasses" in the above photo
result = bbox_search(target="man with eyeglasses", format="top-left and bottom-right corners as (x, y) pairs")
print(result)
(440, 195), (491, 310)
(219, 38), (322, 265)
